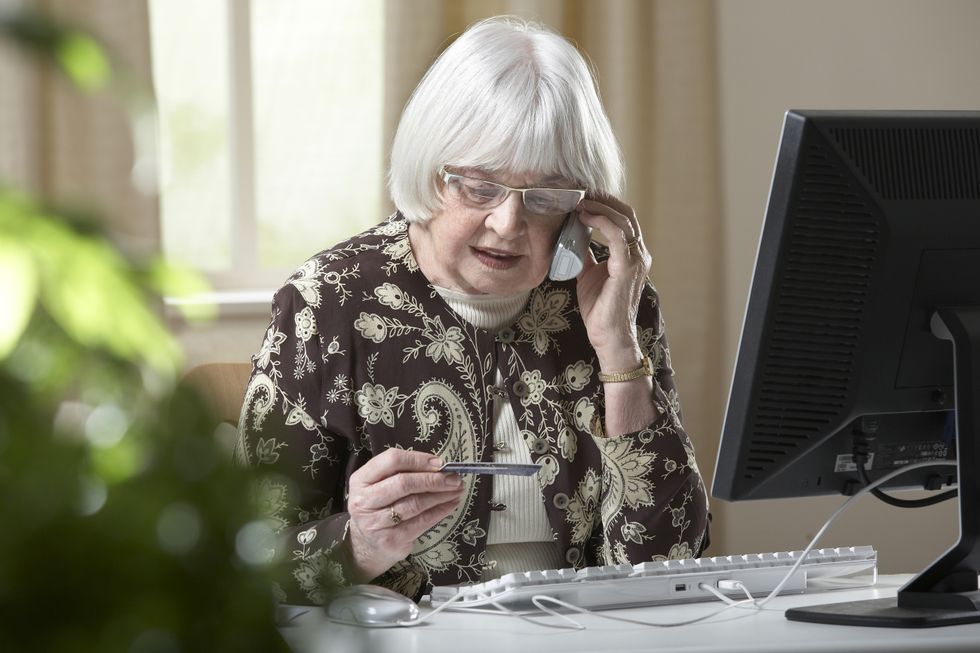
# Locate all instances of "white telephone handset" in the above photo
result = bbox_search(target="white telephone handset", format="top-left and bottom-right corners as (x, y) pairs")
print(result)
(548, 213), (592, 281)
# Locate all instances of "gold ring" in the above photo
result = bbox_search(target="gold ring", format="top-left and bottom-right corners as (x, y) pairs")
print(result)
(625, 237), (640, 251)
(390, 506), (402, 525)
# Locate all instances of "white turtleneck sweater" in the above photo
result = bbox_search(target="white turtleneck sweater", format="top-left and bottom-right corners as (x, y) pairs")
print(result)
(433, 285), (565, 580)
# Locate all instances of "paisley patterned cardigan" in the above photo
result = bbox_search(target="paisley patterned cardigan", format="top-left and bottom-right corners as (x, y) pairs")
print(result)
(235, 214), (710, 604)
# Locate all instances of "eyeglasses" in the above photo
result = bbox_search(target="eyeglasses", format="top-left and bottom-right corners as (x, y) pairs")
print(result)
(439, 166), (585, 216)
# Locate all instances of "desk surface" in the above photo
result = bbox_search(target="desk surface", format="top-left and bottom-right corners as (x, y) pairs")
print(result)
(280, 575), (980, 653)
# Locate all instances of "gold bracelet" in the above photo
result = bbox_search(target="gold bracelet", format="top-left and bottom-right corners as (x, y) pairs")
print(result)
(597, 356), (653, 383)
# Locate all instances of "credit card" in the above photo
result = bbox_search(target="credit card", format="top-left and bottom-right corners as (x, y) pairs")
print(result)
(440, 462), (542, 476)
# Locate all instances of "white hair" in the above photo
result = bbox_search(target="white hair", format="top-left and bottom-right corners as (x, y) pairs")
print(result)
(388, 16), (623, 222)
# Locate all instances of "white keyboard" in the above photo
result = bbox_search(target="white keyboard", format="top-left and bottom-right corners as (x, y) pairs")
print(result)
(430, 546), (877, 611)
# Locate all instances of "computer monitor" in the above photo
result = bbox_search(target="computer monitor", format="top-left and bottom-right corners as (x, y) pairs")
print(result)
(712, 110), (980, 627)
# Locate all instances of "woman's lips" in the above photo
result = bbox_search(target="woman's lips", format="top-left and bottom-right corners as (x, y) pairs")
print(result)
(471, 246), (522, 270)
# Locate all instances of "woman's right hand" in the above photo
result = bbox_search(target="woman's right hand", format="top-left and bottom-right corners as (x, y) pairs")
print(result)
(346, 448), (466, 582)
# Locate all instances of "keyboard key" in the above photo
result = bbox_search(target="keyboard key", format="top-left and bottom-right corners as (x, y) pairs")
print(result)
(578, 565), (629, 580)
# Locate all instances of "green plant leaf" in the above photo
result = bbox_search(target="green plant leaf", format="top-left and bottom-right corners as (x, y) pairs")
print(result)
(146, 258), (218, 323)
(0, 242), (38, 359)
(38, 231), (182, 374)
(56, 32), (110, 92)
(0, 192), (180, 375)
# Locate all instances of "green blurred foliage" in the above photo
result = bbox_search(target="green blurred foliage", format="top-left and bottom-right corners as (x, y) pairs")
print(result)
(0, 11), (109, 92)
(0, 12), (289, 653)
(0, 368), (288, 652)
(0, 193), (182, 373)
(57, 31), (110, 91)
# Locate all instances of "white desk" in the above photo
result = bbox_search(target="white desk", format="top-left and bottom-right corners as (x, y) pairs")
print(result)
(279, 575), (980, 653)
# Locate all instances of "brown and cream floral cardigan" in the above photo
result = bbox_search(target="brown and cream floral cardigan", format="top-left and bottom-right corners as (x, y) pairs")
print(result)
(236, 214), (710, 604)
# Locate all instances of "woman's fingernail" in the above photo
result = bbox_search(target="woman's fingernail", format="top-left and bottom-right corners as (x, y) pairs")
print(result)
(429, 457), (444, 469)
(445, 474), (463, 488)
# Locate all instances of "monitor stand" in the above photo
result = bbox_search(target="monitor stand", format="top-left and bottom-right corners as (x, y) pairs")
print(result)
(786, 307), (980, 628)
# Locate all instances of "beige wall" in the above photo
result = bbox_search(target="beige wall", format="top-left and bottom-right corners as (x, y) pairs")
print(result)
(714, 0), (980, 572)
(174, 312), (270, 368)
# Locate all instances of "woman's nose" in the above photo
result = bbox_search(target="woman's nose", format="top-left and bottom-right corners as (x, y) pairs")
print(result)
(485, 191), (526, 238)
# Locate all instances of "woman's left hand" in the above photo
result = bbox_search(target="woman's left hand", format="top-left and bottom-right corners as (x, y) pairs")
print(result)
(575, 196), (652, 373)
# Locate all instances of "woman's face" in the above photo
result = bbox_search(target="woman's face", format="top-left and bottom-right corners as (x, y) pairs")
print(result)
(409, 169), (574, 296)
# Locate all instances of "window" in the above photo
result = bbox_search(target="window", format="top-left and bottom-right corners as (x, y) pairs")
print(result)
(149, 0), (384, 295)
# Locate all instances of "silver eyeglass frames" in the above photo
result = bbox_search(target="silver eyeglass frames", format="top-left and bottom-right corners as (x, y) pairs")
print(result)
(439, 166), (585, 216)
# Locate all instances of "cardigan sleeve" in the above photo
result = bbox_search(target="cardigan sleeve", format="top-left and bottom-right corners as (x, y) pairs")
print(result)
(589, 281), (711, 566)
(236, 282), (360, 605)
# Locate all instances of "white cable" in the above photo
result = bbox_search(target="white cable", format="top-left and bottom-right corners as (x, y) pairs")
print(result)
(494, 598), (585, 630)
(698, 582), (741, 606)
(733, 581), (755, 603)
(396, 591), (472, 627)
(419, 589), (744, 630)
(529, 594), (755, 628)
(406, 588), (581, 628)
(754, 460), (957, 608)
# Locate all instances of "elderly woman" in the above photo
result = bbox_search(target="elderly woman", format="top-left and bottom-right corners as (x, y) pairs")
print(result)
(237, 16), (709, 604)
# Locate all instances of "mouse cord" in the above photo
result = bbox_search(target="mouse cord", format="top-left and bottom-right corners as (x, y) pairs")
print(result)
(397, 590), (504, 627)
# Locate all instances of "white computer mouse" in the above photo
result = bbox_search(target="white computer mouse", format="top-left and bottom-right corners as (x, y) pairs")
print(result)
(324, 584), (420, 627)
